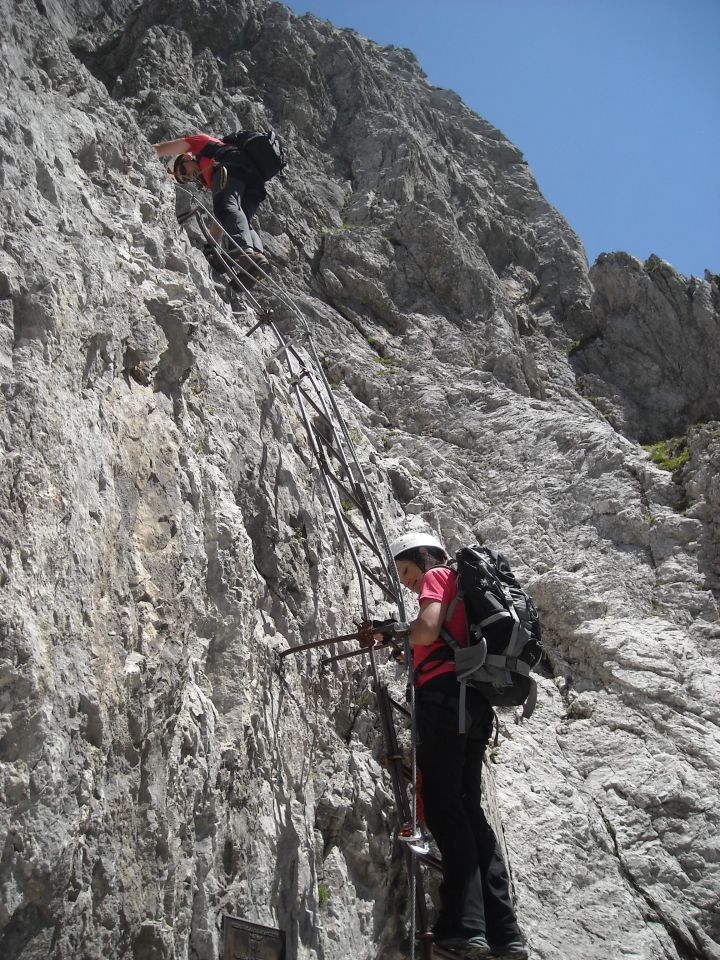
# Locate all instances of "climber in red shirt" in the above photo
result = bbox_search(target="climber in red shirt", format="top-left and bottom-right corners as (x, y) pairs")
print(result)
(389, 531), (528, 960)
(153, 133), (270, 279)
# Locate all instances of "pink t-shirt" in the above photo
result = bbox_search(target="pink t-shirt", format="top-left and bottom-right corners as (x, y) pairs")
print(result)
(414, 566), (467, 687)
(184, 134), (223, 190)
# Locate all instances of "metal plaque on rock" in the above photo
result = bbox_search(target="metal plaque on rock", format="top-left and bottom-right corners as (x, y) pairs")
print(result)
(222, 915), (286, 960)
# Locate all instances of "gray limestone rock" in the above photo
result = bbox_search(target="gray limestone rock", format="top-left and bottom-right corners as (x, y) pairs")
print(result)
(1, 1), (719, 959)
(571, 253), (720, 442)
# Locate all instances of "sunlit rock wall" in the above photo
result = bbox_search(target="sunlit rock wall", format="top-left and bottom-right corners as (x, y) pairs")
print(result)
(1, 2), (718, 959)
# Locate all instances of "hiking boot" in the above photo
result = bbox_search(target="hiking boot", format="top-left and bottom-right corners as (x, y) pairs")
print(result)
(232, 247), (270, 276)
(229, 273), (256, 294)
(435, 932), (492, 958)
(203, 243), (227, 274)
(248, 248), (270, 273)
(230, 247), (259, 276)
(491, 940), (529, 959)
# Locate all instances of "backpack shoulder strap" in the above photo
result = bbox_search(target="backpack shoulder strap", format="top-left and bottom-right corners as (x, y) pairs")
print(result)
(440, 626), (460, 649)
(443, 563), (462, 626)
(195, 140), (224, 160)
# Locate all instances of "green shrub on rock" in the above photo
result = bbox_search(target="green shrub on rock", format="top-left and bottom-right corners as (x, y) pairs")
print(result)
(642, 435), (690, 474)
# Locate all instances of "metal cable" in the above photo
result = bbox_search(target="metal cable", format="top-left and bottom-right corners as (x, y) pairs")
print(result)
(173, 186), (422, 957)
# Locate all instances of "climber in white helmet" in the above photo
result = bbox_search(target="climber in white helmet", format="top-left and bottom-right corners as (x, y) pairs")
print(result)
(388, 531), (528, 960)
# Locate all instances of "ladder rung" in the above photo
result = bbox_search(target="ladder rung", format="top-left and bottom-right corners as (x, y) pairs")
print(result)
(298, 384), (335, 432)
(359, 562), (398, 603)
(320, 646), (369, 666)
(390, 696), (411, 718)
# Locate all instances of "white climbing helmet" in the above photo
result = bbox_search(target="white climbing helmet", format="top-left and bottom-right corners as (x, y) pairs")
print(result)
(389, 531), (446, 558)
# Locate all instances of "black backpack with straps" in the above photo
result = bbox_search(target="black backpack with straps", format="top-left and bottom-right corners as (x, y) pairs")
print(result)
(418, 546), (543, 728)
(198, 130), (286, 182)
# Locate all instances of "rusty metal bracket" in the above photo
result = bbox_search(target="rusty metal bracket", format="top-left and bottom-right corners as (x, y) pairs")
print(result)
(245, 310), (275, 337)
(277, 620), (374, 660)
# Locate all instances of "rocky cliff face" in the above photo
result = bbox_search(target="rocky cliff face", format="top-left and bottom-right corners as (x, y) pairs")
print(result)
(572, 253), (720, 442)
(1, 2), (719, 959)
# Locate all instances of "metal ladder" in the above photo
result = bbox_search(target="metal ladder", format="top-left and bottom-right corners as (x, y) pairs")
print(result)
(178, 198), (455, 959)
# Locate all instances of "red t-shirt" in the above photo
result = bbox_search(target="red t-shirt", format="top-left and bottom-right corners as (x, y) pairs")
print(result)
(184, 134), (223, 190)
(414, 566), (467, 687)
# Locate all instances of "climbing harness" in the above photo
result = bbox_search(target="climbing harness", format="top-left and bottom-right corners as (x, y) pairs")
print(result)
(174, 189), (464, 959)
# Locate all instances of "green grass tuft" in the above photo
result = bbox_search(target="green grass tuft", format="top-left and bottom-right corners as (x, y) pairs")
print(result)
(642, 436), (690, 474)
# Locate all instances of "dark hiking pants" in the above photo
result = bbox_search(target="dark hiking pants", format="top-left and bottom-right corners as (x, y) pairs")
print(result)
(212, 168), (264, 252)
(416, 679), (521, 944)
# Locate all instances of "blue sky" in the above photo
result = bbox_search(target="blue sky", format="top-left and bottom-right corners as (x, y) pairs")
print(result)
(283, 0), (719, 278)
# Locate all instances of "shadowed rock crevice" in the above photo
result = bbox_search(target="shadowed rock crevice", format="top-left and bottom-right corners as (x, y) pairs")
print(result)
(594, 800), (709, 960)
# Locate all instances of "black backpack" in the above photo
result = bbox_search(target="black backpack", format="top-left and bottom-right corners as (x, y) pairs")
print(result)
(197, 130), (286, 182)
(221, 129), (286, 181)
(418, 546), (543, 729)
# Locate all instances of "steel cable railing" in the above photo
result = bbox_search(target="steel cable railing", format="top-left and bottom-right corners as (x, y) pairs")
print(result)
(174, 190), (434, 957)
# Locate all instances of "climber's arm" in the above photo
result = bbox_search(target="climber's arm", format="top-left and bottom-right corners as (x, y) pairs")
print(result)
(408, 599), (446, 647)
(152, 138), (192, 158)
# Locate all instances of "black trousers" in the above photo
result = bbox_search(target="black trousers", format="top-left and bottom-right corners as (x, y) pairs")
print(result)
(416, 677), (521, 943)
(212, 168), (264, 251)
